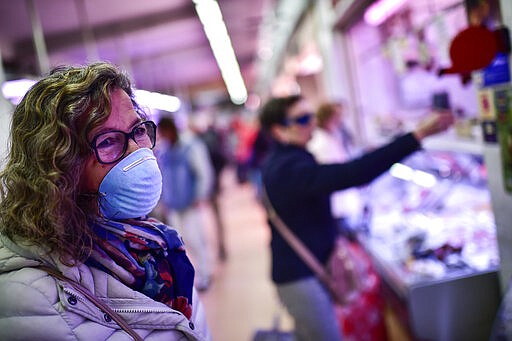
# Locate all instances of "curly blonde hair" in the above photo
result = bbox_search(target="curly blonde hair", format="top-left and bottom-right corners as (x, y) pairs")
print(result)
(0, 62), (147, 264)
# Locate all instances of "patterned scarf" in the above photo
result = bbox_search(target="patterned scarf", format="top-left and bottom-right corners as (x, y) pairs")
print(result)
(87, 217), (195, 319)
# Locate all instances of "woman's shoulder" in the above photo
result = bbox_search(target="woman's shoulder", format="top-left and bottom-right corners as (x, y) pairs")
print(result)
(0, 261), (61, 305)
(0, 236), (57, 287)
(0, 266), (75, 339)
(0, 262), (55, 281)
(0, 237), (73, 322)
(0, 265), (207, 340)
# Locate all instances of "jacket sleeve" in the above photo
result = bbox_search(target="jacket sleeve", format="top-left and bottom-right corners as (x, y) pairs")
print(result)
(272, 133), (421, 197)
(0, 277), (77, 340)
(324, 132), (421, 188)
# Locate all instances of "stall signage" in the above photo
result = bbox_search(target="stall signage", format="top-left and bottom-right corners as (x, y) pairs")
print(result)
(483, 53), (511, 87)
(478, 88), (498, 143)
(494, 86), (512, 192)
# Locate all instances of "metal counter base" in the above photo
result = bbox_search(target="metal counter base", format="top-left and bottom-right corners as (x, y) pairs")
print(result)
(363, 239), (501, 341)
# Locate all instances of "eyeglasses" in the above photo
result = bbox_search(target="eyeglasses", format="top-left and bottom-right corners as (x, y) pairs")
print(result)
(283, 113), (314, 127)
(89, 121), (157, 164)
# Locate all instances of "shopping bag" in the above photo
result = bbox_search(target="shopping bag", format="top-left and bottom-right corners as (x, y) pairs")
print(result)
(334, 241), (388, 341)
(337, 290), (388, 341)
(326, 237), (374, 305)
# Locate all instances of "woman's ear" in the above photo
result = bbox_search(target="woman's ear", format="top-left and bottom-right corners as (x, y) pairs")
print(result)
(271, 124), (287, 144)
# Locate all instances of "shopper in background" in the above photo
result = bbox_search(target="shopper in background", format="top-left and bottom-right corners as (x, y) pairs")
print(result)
(194, 118), (229, 261)
(157, 116), (215, 292)
(259, 94), (453, 341)
(248, 124), (274, 202)
(307, 101), (364, 238)
(0, 62), (209, 340)
(230, 115), (259, 184)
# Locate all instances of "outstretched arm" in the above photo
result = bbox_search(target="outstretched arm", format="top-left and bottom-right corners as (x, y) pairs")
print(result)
(412, 110), (454, 141)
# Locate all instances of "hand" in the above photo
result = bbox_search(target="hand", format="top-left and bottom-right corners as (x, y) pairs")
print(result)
(413, 110), (454, 141)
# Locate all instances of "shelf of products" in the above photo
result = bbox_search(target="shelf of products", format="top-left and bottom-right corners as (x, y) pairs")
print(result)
(359, 149), (501, 341)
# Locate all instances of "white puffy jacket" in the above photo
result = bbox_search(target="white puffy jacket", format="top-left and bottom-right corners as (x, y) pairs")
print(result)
(0, 235), (210, 340)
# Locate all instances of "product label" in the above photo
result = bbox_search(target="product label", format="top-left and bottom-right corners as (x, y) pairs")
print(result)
(479, 88), (498, 143)
(495, 86), (512, 193)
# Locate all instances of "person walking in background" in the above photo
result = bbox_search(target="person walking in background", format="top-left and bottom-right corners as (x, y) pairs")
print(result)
(248, 124), (274, 203)
(193, 117), (229, 261)
(230, 115), (259, 184)
(259, 94), (453, 341)
(157, 116), (215, 292)
(0, 62), (209, 340)
(307, 101), (364, 237)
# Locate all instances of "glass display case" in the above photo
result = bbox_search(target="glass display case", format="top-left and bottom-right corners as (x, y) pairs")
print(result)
(359, 145), (501, 341)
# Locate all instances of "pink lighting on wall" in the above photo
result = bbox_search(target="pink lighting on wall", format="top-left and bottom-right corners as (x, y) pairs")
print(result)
(364, 0), (407, 26)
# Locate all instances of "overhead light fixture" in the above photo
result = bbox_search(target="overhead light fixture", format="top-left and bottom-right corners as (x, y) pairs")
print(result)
(364, 0), (407, 26)
(193, 0), (248, 105)
(1, 79), (37, 105)
(298, 52), (323, 76)
(134, 89), (181, 113)
(2, 79), (180, 113)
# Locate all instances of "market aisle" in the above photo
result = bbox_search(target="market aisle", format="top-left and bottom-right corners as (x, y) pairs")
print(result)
(196, 167), (410, 341)
(198, 168), (293, 341)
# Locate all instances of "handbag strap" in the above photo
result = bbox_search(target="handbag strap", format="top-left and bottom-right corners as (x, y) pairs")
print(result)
(261, 188), (331, 285)
(37, 265), (144, 341)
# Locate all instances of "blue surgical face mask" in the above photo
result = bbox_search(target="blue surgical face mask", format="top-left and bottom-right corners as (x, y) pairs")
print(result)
(98, 148), (162, 220)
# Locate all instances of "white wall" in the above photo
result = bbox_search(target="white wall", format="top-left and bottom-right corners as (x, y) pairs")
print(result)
(0, 98), (12, 170)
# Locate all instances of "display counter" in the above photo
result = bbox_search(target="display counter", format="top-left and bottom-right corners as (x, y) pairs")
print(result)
(489, 278), (512, 340)
(357, 148), (501, 341)
(362, 236), (500, 341)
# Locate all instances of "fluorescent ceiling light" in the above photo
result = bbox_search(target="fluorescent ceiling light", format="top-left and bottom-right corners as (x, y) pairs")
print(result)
(2, 79), (180, 112)
(1, 79), (37, 104)
(193, 0), (248, 105)
(364, 0), (407, 26)
(298, 53), (323, 75)
(134, 89), (181, 113)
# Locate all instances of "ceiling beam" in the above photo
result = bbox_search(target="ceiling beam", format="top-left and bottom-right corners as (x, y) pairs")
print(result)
(15, 2), (198, 55)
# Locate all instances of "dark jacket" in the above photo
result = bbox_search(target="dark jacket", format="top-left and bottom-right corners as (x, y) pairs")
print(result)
(261, 133), (421, 284)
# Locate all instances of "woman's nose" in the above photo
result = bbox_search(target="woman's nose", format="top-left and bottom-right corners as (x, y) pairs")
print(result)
(126, 137), (141, 154)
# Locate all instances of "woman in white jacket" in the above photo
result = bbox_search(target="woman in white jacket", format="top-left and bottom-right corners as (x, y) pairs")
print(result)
(0, 62), (210, 340)
(307, 102), (364, 234)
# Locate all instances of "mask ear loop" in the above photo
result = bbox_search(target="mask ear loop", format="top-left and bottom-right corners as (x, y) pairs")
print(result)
(97, 191), (107, 210)
(96, 190), (118, 220)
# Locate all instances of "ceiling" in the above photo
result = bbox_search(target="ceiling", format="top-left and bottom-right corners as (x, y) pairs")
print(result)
(0, 0), (277, 106)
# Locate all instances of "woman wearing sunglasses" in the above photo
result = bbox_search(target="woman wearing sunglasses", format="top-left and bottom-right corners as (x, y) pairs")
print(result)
(259, 95), (453, 341)
(0, 62), (209, 340)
